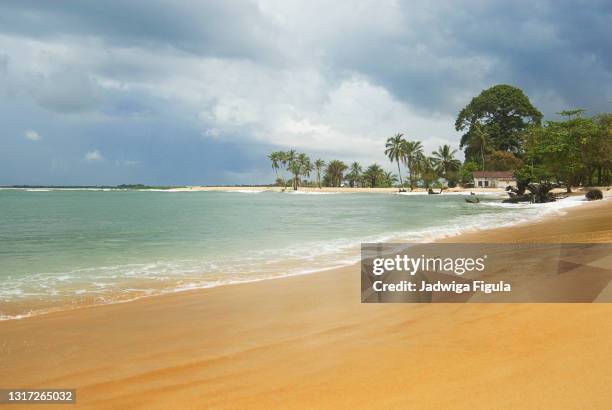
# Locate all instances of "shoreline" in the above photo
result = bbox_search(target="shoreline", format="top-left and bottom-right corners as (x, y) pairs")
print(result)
(2, 185), (508, 194)
(2, 195), (607, 322)
(7, 185), (607, 195)
(2, 199), (612, 408)
(0, 194), (612, 323)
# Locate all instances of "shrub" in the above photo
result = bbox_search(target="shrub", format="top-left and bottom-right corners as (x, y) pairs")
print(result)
(585, 189), (603, 201)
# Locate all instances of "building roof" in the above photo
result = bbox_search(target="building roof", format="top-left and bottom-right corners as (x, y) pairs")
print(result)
(472, 171), (515, 179)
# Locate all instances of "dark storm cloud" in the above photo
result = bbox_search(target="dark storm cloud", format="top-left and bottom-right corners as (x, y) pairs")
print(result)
(0, 0), (611, 185)
(0, 0), (281, 61)
(326, 0), (612, 116)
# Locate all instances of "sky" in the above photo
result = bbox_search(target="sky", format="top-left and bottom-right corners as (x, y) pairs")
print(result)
(1, 0), (611, 186)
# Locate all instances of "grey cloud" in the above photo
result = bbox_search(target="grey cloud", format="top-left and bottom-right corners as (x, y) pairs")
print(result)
(318, 0), (612, 116)
(0, 0), (611, 185)
(0, 1), (283, 62)
(30, 69), (102, 113)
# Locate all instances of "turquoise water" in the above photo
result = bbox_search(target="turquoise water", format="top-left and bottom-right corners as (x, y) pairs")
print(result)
(0, 189), (580, 319)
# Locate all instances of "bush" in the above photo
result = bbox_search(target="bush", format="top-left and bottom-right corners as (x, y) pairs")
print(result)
(585, 189), (603, 201)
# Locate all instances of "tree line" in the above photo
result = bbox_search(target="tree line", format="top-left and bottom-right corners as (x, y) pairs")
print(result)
(268, 150), (402, 189)
(455, 84), (611, 191)
(268, 84), (611, 190)
(268, 140), (462, 190)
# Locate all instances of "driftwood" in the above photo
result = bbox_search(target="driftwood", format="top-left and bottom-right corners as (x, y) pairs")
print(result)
(503, 182), (561, 204)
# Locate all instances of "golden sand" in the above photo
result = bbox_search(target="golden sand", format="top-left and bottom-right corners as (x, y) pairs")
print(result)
(1, 199), (611, 409)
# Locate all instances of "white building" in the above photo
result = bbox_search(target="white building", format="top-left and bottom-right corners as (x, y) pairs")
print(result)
(472, 171), (516, 188)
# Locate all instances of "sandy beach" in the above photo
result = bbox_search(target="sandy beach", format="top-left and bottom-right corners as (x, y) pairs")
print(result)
(172, 185), (510, 194)
(2, 199), (612, 409)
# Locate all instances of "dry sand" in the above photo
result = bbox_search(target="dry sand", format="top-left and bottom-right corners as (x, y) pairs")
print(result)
(1, 199), (612, 409)
(173, 185), (511, 194)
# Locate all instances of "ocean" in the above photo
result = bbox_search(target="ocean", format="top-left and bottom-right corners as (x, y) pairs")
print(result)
(0, 188), (586, 319)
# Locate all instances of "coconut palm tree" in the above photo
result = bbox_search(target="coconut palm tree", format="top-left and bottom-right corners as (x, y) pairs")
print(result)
(281, 150), (296, 189)
(298, 153), (313, 187)
(402, 140), (424, 190)
(346, 162), (362, 187)
(385, 133), (406, 187)
(431, 144), (461, 180)
(383, 171), (398, 187)
(363, 164), (385, 188)
(325, 160), (348, 187)
(417, 155), (438, 188)
(268, 151), (284, 186)
(468, 123), (491, 171)
(287, 152), (312, 190)
(314, 159), (325, 188)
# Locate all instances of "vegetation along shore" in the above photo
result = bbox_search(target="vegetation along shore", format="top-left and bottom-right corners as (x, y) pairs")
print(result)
(268, 84), (611, 198)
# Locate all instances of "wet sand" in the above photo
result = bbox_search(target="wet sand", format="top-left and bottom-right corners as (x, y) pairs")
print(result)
(1, 199), (612, 409)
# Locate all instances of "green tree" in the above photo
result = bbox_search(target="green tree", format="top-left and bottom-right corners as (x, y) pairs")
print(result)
(279, 150), (295, 188)
(382, 171), (398, 187)
(286, 152), (312, 190)
(521, 110), (599, 192)
(314, 159), (326, 188)
(402, 140), (423, 190)
(465, 122), (492, 171)
(346, 162), (362, 187)
(363, 164), (385, 188)
(268, 152), (280, 185)
(486, 150), (524, 171)
(385, 133), (406, 187)
(431, 144), (461, 181)
(588, 113), (612, 185)
(324, 160), (348, 187)
(268, 151), (285, 186)
(456, 84), (542, 156)
(459, 161), (480, 186)
(417, 155), (438, 188)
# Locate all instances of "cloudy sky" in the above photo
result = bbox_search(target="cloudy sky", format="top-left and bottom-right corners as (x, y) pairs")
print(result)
(1, 0), (611, 185)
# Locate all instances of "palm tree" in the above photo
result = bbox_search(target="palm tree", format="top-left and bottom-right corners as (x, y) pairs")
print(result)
(314, 159), (325, 188)
(383, 171), (398, 187)
(363, 164), (385, 188)
(281, 150), (296, 189)
(385, 133), (406, 187)
(287, 152), (312, 190)
(268, 151), (283, 186)
(431, 144), (461, 180)
(325, 160), (348, 187)
(468, 123), (490, 171)
(402, 140), (423, 190)
(298, 153), (313, 187)
(346, 162), (362, 187)
(417, 155), (438, 188)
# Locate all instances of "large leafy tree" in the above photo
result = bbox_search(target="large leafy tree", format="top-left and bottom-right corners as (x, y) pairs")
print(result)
(385, 133), (406, 187)
(521, 110), (599, 192)
(590, 113), (612, 185)
(456, 84), (542, 158)
(486, 151), (524, 171)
